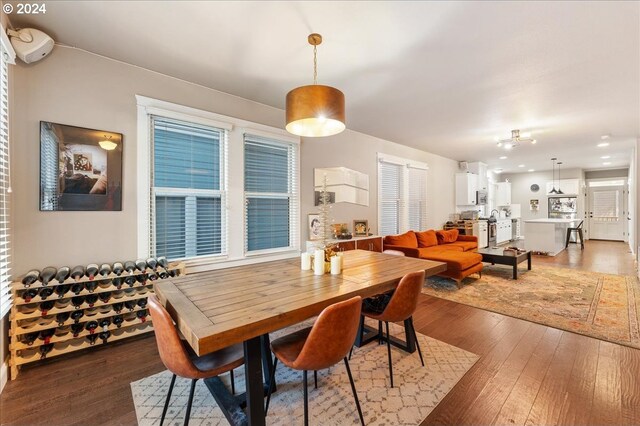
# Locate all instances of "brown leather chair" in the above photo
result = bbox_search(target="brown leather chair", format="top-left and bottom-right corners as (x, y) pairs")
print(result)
(148, 295), (244, 426)
(265, 296), (365, 426)
(360, 270), (426, 388)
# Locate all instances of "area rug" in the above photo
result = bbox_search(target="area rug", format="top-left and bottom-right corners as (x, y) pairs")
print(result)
(423, 265), (640, 349)
(130, 321), (478, 425)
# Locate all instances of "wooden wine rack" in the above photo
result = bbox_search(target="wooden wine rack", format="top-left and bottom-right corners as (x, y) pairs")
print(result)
(8, 262), (185, 380)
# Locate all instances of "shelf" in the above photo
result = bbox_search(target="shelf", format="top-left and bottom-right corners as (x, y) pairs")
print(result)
(11, 317), (153, 351)
(12, 281), (156, 306)
(10, 303), (151, 336)
(12, 323), (154, 367)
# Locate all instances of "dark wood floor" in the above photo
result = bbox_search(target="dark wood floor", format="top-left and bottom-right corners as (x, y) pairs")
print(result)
(1, 241), (638, 425)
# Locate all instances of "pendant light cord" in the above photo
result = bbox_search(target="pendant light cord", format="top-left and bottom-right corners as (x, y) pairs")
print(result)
(313, 44), (318, 85)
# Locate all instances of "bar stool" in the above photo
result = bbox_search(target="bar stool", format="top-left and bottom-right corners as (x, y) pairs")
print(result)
(361, 270), (426, 388)
(565, 220), (585, 250)
(265, 296), (365, 426)
(148, 296), (244, 426)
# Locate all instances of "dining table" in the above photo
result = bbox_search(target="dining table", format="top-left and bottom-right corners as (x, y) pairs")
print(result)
(154, 249), (447, 426)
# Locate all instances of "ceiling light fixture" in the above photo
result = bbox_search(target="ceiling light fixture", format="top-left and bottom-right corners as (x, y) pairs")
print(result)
(528, 169), (535, 172)
(601, 134), (610, 140)
(494, 168), (503, 174)
(496, 129), (536, 149)
(597, 142), (610, 147)
(98, 135), (117, 151)
(518, 164), (525, 168)
(557, 162), (564, 194)
(285, 33), (345, 137)
(549, 158), (559, 194)
(499, 156), (507, 160)
(600, 155), (610, 159)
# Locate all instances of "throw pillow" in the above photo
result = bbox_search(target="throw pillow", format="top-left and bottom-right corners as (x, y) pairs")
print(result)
(436, 229), (459, 244)
(416, 230), (438, 247)
(384, 231), (418, 248)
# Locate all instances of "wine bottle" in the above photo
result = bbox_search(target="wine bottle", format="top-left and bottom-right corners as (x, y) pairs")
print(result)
(39, 301), (54, 316)
(135, 259), (147, 272)
(99, 263), (112, 277)
(157, 256), (169, 269)
(99, 330), (111, 343)
(55, 284), (70, 298)
(21, 289), (38, 302)
(21, 270), (40, 288)
(136, 274), (147, 284)
(85, 320), (98, 334)
(86, 334), (99, 345)
(112, 302), (124, 313)
(112, 315), (124, 328)
(136, 309), (148, 323)
(86, 263), (99, 280)
(98, 291), (111, 303)
(70, 310), (84, 323)
(85, 294), (98, 307)
(23, 332), (39, 345)
(147, 272), (158, 281)
(39, 287), (53, 300)
(56, 311), (70, 326)
(71, 283), (84, 295)
(55, 266), (70, 283)
(124, 261), (136, 274)
(158, 270), (169, 279)
(71, 323), (84, 337)
(99, 318), (111, 329)
(169, 269), (178, 277)
(39, 343), (54, 359)
(39, 329), (55, 344)
(124, 275), (136, 287)
(70, 265), (85, 281)
(124, 300), (137, 311)
(146, 257), (157, 270)
(137, 298), (147, 309)
(85, 281), (98, 293)
(112, 277), (123, 289)
(71, 296), (85, 309)
(112, 262), (124, 276)
(39, 267), (57, 286)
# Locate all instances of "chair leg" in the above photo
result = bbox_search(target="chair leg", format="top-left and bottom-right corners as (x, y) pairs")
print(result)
(410, 317), (425, 367)
(264, 357), (278, 415)
(349, 345), (354, 360)
(385, 321), (394, 388)
(579, 229), (584, 250)
(183, 378), (197, 426)
(230, 369), (235, 395)
(378, 321), (383, 345)
(303, 370), (309, 426)
(160, 373), (177, 426)
(565, 228), (571, 249)
(314, 370), (318, 389)
(344, 357), (365, 426)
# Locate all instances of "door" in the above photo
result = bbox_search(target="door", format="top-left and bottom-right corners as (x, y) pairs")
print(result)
(588, 185), (625, 241)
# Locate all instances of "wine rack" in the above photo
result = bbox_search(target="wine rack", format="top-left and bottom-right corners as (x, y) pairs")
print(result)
(8, 261), (184, 380)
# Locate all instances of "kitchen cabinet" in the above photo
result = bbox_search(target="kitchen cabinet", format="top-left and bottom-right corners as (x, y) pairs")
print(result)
(455, 173), (478, 206)
(356, 237), (382, 252)
(496, 182), (511, 206)
(496, 219), (512, 244)
(468, 162), (488, 190)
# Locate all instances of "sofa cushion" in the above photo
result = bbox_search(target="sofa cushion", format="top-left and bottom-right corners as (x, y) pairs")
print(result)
(436, 229), (459, 244)
(421, 251), (482, 272)
(448, 241), (478, 251)
(417, 246), (463, 258)
(383, 231), (418, 248)
(416, 230), (438, 248)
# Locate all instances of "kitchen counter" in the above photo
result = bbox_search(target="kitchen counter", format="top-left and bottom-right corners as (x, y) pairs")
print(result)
(523, 219), (578, 256)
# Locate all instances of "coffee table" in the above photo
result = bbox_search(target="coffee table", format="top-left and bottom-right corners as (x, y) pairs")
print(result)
(477, 247), (532, 279)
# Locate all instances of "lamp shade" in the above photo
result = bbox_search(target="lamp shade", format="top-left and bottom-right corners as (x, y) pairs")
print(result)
(286, 84), (345, 137)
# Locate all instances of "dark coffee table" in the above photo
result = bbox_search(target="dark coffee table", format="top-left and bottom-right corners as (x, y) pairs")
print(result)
(477, 247), (532, 279)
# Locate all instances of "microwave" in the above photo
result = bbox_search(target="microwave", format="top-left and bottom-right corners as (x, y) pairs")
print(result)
(476, 190), (488, 205)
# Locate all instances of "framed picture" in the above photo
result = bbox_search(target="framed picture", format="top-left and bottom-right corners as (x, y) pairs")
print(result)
(314, 190), (335, 206)
(353, 219), (368, 237)
(40, 121), (123, 211)
(308, 213), (321, 241)
(530, 199), (539, 211)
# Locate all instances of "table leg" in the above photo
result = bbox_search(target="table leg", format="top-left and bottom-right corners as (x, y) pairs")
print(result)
(528, 252), (532, 270)
(513, 262), (518, 280)
(260, 334), (276, 392)
(244, 336), (265, 426)
(404, 318), (416, 353)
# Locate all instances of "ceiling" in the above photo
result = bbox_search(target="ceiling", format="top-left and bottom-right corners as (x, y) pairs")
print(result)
(7, 1), (639, 173)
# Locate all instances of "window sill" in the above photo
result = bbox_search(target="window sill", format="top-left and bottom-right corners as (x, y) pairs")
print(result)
(183, 250), (300, 274)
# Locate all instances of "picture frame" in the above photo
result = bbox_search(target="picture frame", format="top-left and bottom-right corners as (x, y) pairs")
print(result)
(353, 219), (368, 237)
(39, 121), (123, 211)
(314, 190), (335, 206)
(308, 213), (321, 241)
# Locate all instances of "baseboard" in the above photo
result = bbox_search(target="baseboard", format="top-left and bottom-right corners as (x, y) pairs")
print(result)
(0, 356), (7, 394)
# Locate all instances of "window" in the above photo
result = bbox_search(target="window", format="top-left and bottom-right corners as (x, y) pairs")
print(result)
(151, 117), (227, 260)
(244, 134), (298, 253)
(0, 27), (14, 318)
(378, 154), (428, 235)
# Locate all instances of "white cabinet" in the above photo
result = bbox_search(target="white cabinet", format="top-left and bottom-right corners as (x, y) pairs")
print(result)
(496, 182), (511, 206)
(496, 219), (512, 244)
(468, 162), (488, 190)
(455, 173), (478, 206)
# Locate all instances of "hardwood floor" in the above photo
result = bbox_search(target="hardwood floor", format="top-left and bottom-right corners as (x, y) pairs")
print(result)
(1, 241), (638, 425)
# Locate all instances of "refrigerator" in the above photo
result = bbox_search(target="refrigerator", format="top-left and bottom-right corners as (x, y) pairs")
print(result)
(548, 197), (578, 219)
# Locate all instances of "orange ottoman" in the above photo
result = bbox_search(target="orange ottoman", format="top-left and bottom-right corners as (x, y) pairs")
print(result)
(423, 250), (483, 286)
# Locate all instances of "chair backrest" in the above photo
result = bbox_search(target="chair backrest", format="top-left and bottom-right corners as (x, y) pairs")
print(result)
(576, 220), (584, 229)
(148, 295), (202, 379)
(381, 270), (426, 323)
(292, 296), (362, 371)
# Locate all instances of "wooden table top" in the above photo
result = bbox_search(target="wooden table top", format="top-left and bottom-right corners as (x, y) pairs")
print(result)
(154, 250), (447, 355)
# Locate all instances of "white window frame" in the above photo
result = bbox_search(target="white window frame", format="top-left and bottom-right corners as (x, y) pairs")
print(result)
(136, 96), (300, 272)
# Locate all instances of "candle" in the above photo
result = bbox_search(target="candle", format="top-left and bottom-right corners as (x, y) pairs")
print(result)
(301, 252), (311, 270)
(314, 249), (325, 275)
(337, 252), (344, 268)
(330, 256), (341, 275)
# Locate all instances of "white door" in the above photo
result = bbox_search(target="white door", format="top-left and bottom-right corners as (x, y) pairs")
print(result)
(588, 185), (625, 241)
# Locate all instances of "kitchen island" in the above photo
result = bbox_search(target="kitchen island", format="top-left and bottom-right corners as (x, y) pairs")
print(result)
(523, 218), (579, 256)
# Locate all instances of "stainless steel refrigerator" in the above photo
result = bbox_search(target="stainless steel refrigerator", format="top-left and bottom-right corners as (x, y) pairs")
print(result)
(548, 196), (578, 219)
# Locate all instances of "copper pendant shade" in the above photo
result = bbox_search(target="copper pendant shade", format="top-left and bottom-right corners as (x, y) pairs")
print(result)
(285, 33), (346, 137)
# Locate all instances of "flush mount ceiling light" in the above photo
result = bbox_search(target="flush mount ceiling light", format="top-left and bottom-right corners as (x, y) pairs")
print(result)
(98, 135), (117, 151)
(285, 33), (345, 137)
(499, 156), (507, 160)
(597, 142), (610, 147)
(496, 129), (536, 149)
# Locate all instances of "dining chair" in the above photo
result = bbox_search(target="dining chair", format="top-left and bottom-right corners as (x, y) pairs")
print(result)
(265, 296), (365, 426)
(360, 270), (426, 388)
(565, 220), (585, 250)
(148, 295), (244, 426)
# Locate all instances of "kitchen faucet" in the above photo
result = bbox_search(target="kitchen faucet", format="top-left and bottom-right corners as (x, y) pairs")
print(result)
(490, 209), (499, 218)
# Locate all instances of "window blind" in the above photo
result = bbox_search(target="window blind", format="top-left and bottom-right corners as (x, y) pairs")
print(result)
(151, 116), (227, 260)
(40, 122), (59, 210)
(244, 134), (298, 253)
(378, 161), (403, 236)
(408, 167), (428, 231)
(0, 38), (13, 318)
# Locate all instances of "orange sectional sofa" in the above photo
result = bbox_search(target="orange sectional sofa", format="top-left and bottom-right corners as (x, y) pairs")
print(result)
(383, 229), (483, 286)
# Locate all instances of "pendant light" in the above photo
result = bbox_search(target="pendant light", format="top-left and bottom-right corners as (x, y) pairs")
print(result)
(286, 33), (345, 137)
(557, 161), (564, 194)
(549, 158), (559, 194)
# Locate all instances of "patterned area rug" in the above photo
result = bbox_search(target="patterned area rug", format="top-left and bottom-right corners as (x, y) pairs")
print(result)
(423, 265), (640, 349)
(130, 321), (478, 425)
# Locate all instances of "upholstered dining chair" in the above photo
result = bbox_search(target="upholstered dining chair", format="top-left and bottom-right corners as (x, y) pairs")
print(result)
(265, 296), (365, 426)
(148, 295), (244, 426)
(360, 270), (426, 388)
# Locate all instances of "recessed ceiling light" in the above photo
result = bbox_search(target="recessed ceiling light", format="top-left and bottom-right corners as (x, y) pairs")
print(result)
(601, 155), (610, 159)
(531, 139), (537, 144)
(494, 169), (503, 174)
(603, 162), (611, 165)
(528, 169), (535, 172)
(601, 134), (610, 140)
(499, 156), (507, 160)
(597, 142), (610, 147)
(518, 164), (525, 168)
